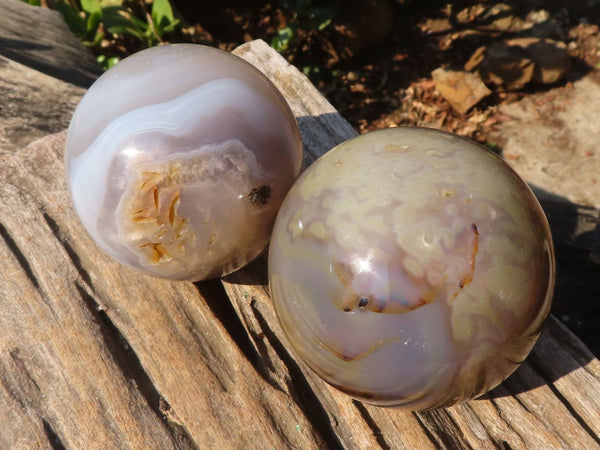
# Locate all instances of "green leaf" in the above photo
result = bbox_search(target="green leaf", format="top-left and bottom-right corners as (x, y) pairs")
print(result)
(485, 142), (500, 153)
(103, 9), (146, 40)
(152, 0), (179, 37)
(86, 11), (102, 34)
(97, 54), (120, 70)
(128, 13), (151, 32)
(271, 26), (294, 52)
(106, 56), (120, 68)
(301, 6), (335, 31)
(303, 65), (321, 76)
(53, 2), (87, 36)
(80, 0), (102, 15)
(317, 17), (332, 31)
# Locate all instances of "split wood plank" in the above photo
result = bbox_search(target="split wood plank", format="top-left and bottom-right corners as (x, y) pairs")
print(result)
(0, 39), (597, 449)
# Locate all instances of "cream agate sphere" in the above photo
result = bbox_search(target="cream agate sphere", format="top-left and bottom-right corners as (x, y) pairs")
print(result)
(65, 44), (302, 281)
(269, 127), (555, 409)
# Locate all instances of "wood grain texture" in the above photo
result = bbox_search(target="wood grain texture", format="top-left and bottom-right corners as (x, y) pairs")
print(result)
(0, 39), (598, 449)
(0, 55), (85, 154)
(0, 0), (102, 87)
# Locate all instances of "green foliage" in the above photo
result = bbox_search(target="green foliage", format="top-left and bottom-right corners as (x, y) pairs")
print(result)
(271, 26), (294, 52)
(23, 0), (180, 69)
(484, 142), (500, 153)
(151, 0), (178, 36)
(96, 54), (120, 69)
(272, 0), (336, 53)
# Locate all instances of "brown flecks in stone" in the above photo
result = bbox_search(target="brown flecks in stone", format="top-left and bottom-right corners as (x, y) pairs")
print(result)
(248, 185), (271, 205)
(329, 336), (404, 362)
(414, 298), (427, 308)
(384, 144), (411, 152)
(153, 186), (159, 210)
(132, 212), (154, 223)
(141, 242), (172, 263)
(335, 385), (377, 400)
(332, 259), (440, 314)
(140, 171), (161, 190)
(168, 191), (180, 225)
(122, 164), (194, 266)
(459, 222), (479, 289)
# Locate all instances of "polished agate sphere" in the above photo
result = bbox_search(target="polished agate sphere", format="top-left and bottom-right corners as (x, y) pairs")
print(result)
(65, 44), (302, 281)
(269, 127), (555, 409)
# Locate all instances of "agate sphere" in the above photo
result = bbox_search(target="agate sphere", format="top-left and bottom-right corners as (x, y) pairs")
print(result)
(269, 127), (555, 409)
(65, 44), (302, 281)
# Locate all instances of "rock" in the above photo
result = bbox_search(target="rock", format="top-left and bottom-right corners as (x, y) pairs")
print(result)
(506, 38), (571, 84)
(431, 68), (491, 114)
(465, 38), (571, 89)
(480, 3), (525, 32)
(465, 44), (535, 90)
(490, 76), (600, 208)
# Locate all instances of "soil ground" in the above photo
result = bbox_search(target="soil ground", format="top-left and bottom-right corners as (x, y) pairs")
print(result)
(172, 0), (600, 143)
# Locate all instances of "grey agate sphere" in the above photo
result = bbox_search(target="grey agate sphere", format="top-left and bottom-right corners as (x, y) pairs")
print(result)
(269, 127), (555, 409)
(65, 44), (302, 281)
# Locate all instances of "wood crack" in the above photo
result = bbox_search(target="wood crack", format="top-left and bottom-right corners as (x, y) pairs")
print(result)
(194, 280), (286, 394)
(415, 409), (474, 449)
(0, 219), (40, 290)
(42, 212), (94, 293)
(41, 211), (196, 445)
(528, 357), (600, 446)
(73, 283), (196, 449)
(250, 299), (346, 450)
(41, 419), (66, 450)
(411, 412), (444, 450)
(458, 402), (504, 449)
(352, 400), (391, 449)
(195, 280), (262, 369)
(0, 348), (43, 411)
(488, 397), (527, 447)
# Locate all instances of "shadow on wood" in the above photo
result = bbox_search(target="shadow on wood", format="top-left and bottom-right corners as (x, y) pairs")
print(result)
(0, 0), (102, 87)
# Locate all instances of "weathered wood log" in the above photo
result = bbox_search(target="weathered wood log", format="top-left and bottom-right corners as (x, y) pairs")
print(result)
(0, 40), (598, 448)
(0, 55), (86, 154)
(0, 0), (102, 87)
(0, 0), (101, 154)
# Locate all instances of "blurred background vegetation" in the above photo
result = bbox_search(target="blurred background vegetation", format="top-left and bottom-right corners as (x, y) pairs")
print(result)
(18, 0), (600, 141)
(19, 0), (360, 70)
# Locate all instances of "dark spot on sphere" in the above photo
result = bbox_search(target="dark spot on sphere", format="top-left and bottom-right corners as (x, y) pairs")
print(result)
(248, 185), (271, 205)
